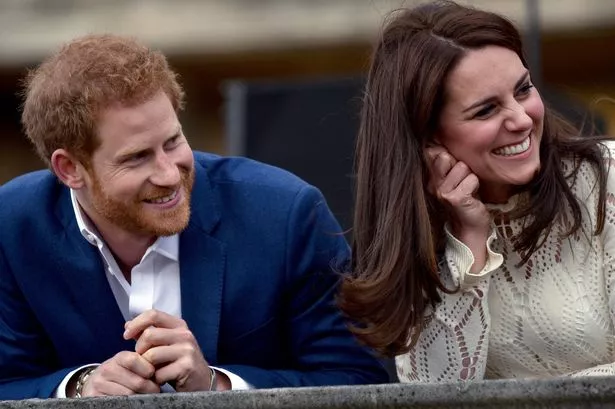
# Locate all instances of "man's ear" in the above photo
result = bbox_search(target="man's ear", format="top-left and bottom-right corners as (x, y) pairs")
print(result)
(50, 149), (88, 189)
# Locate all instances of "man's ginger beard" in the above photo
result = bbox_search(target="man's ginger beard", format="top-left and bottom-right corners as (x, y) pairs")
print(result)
(88, 166), (195, 237)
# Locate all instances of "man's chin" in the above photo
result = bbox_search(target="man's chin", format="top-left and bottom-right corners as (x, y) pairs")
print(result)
(140, 208), (191, 236)
(154, 222), (190, 237)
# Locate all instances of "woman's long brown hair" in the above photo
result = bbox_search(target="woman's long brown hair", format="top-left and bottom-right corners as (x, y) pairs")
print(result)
(338, 0), (610, 357)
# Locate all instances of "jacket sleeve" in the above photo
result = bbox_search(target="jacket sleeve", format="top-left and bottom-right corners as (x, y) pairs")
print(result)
(0, 243), (80, 399)
(219, 185), (388, 387)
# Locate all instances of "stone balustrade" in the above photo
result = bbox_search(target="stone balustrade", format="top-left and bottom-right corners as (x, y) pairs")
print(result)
(2, 376), (615, 408)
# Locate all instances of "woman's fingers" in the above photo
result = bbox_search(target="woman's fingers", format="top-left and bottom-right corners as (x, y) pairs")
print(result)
(427, 148), (458, 195)
(437, 161), (471, 197)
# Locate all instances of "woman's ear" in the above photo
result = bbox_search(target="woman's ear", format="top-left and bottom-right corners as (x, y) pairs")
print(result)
(50, 149), (87, 189)
(426, 136), (442, 149)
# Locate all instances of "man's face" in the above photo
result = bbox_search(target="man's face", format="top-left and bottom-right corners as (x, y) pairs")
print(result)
(80, 91), (195, 239)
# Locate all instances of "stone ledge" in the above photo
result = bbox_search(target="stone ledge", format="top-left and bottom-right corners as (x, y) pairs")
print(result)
(3, 376), (615, 408)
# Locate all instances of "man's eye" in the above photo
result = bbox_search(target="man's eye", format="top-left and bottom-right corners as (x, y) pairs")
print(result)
(124, 152), (147, 164)
(165, 135), (181, 149)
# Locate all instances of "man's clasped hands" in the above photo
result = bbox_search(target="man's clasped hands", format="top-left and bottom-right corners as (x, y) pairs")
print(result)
(76, 309), (226, 397)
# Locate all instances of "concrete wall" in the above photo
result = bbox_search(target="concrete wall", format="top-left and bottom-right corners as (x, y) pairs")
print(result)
(3, 376), (615, 408)
(2, 0), (615, 66)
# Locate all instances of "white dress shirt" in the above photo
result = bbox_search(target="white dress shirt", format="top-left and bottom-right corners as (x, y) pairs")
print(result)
(54, 191), (250, 397)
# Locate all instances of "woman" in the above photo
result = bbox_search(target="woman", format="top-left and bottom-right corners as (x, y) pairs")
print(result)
(339, 0), (615, 382)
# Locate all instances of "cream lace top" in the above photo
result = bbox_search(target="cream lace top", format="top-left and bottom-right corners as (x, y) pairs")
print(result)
(396, 140), (615, 382)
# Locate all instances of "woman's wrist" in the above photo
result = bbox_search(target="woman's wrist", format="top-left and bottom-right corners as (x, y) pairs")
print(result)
(452, 225), (490, 273)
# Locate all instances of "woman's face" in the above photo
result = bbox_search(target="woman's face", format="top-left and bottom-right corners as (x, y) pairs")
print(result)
(436, 45), (545, 204)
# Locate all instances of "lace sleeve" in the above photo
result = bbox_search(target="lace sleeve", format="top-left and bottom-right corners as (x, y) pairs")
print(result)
(567, 246), (615, 377)
(568, 147), (615, 377)
(396, 229), (502, 383)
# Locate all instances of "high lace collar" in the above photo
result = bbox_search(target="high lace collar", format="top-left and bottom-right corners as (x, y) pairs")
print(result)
(485, 192), (527, 214)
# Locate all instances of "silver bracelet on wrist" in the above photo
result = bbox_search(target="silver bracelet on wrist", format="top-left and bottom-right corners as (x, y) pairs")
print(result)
(74, 366), (97, 398)
(208, 367), (217, 391)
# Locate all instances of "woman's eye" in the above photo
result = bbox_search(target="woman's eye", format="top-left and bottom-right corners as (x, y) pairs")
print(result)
(517, 82), (534, 96)
(473, 105), (496, 119)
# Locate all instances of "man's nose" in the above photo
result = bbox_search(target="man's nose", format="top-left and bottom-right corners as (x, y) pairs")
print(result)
(149, 154), (181, 187)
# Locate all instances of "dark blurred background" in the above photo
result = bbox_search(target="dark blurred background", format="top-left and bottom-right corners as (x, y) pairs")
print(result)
(1, 0), (614, 230)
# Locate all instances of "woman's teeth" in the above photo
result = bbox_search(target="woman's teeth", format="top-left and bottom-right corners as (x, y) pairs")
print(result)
(148, 191), (177, 204)
(493, 137), (530, 156)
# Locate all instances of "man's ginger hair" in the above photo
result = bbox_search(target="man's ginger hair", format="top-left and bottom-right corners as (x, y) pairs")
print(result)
(21, 34), (185, 168)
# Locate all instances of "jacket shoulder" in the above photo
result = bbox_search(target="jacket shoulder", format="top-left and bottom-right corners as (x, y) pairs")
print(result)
(0, 170), (62, 219)
(193, 151), (309, 195)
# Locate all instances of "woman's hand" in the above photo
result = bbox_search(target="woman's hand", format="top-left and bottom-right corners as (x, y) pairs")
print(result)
(426, 145), (491, 272)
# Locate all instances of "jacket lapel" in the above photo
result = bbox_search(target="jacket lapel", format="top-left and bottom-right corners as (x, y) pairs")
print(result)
(179, 157), (224, 364)
(54, 188), (134, 359)
(179, 228), (225, 365)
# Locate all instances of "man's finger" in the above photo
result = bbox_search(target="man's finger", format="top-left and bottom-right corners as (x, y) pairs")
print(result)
(85, 354), (160, 397)
(97, 375), (160, 395)
(152, 359), (212, 392)
(89, 379), (134, 396)
(142, 344), (192, 367)
(152, 360), (197, 387)
(135, 327), (194, 355)
(124, 309), (188, 340)
(116, 350), (157, 380)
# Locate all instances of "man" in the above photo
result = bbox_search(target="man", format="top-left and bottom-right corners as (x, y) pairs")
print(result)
(0, 34), (387, 400)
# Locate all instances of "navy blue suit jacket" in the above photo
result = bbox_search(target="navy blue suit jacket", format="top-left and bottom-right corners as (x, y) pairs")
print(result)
(0, 152), (386, 400)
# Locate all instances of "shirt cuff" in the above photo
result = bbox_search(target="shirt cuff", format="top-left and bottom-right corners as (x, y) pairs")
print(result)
(444, 224), (503, 289)
(53, 364), (100, 398)
(54, 364), (251, 396)
(211, 366), (253, 390)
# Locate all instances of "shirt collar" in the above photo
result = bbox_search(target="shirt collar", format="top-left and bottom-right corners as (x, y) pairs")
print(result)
(70, 189), (179, 261)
